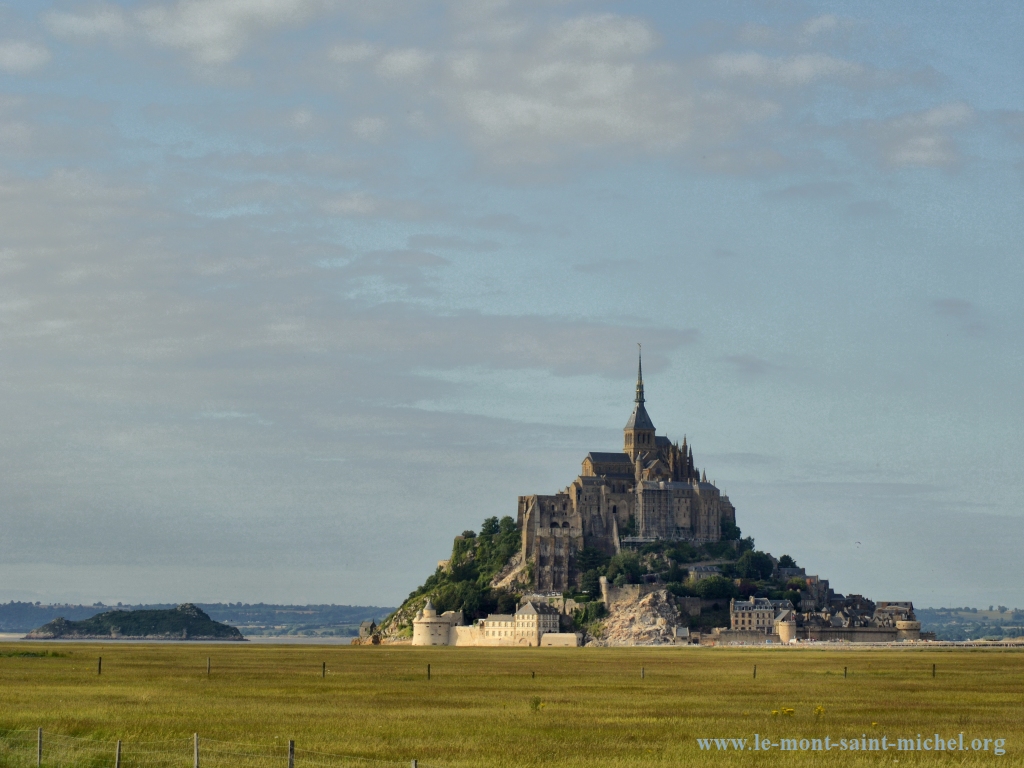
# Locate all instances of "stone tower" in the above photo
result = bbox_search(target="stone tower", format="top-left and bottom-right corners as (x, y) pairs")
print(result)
(623, 348), (656, 460)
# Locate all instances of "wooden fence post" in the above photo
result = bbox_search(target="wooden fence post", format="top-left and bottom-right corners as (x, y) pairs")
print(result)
(193, 733), (199, 768)
(115, 740), (122, 768)
(427, 664), (430, 680)
(288, 740), (295, 768)
(98, 657), (102, 675)
(322, 662), (326, 678)
(207, 658), (211, 676)
(411, 761), (418, 768)
(753, 665), (757, 679)
(36, 728), (41, 768)
(844, 666), (847, 678)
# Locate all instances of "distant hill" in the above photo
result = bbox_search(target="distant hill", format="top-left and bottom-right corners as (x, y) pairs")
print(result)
(26, 604), (244, 640)
(0, 602), (394, 636)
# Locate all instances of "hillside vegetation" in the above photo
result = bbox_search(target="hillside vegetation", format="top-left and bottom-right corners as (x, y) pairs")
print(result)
(26, 604), (244, 641)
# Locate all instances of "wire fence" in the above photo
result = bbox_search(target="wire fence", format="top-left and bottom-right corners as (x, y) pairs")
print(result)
(0, 730), (439, 768)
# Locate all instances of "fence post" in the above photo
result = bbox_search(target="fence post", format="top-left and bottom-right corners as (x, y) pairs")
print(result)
(288, 740), (295, 768)
(193, 733), (199, 768)
(322, 661), (326, 679)
(844, 666), (847, 679)
(115, 740), (122, 768)
(98, 656), (102, 675)
(207, 658), (211, 676)
(753, 665), (757, 679)
(427, 663), (430, 680)
(932, 663), (936, 678)
(411, 761), (418, 768)
(37, 728), (42, 768)
(641, 667), (644, 679)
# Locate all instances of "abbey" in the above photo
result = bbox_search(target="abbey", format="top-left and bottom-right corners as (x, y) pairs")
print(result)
(518, 353), (737, 592)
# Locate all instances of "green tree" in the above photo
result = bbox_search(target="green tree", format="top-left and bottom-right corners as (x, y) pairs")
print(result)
(480, 517), (500, 537)
(580, 569), (602, 599)
(778, 554), (797, 568)
(735, 551), (775, 580)
(720, 520), (741, 540)
(694, 576), (739, 600)
(606, 553), (642, 584)
(576, 547), (611, 573)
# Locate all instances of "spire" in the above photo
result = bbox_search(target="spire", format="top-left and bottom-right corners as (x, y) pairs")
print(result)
(701, 469), (707, 483)
(635, 343), (645, 404)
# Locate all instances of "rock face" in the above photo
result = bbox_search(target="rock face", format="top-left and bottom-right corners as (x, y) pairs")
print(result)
(586, 589), (682, 646)
(25, 604), (245, 641)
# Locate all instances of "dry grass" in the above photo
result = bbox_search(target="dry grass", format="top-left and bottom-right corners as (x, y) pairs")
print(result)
(1, 643), (1022, 766)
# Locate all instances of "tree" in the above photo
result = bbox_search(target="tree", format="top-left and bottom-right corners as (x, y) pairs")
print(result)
(694, 576), (739, 600)
(606, 553), (642, 584)
(735, 551), (775, 581)
(480, 517), (500, 537)
(576, 547), (611, 573)
(778, 554), (797, 569)
(720, 520), (741, 540)
(580, 569), (602, 600)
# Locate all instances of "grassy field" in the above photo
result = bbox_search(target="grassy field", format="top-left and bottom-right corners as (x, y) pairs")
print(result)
(1, 643), (1022, 767)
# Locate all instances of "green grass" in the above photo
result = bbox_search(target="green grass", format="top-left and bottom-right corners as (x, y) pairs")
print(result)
(1, 644), (1022, 766)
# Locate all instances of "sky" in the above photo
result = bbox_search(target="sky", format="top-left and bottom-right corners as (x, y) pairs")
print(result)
(0, 0), (1021, 609)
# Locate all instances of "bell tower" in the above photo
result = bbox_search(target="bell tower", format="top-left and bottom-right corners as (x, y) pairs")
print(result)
(624, 345), (656, 460)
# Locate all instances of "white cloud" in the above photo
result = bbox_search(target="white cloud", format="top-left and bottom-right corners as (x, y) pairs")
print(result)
(44, 7), (130, 39)
(868, 103), (973, 168)
(351, 116), (387, 141)
(707, 52), (863, 87)
(48, 0), (336, 65)
(375, 48), (434, 80)
(545, 14), (658, 59)
(0, 41), (51, 73)
(323, 192), (381, 216)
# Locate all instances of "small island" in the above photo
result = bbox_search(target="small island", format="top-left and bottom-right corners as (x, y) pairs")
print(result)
(25, 603), (245, 641)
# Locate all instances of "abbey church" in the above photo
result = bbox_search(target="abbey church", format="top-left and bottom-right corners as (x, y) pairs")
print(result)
(518, 353), (737, 592)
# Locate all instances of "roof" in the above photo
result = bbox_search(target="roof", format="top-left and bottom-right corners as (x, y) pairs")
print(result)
(624, 402), (655, 431)
(517, 601), (560, 616)
(655, 436), (671, 447)
(485, 614), (514, 623)
(586, 452), (633, 464)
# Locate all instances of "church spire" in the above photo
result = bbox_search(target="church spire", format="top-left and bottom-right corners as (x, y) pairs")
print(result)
(635, 343), (645, 404)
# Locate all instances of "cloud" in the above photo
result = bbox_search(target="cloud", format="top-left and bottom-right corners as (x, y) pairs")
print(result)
(48, 0), (337, 65)
(707, 52), (863, 87)
(376, 48), (434, 80)
(865, 103), (973, 169)
(0, 41), (51, 73)
(351, 116), (387, 141)
(44, 7), (130, 39)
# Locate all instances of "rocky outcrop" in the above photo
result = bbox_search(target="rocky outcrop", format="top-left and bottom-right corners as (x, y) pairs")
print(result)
(490, 550), (528, 591)
(585, 589), (682, 646)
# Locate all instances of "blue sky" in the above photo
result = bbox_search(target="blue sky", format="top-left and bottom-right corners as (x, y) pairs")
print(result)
(0, 0), (1021, 608)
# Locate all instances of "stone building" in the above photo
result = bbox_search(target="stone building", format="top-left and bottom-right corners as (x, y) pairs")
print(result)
(412, 599), (574, 647)
(519, 352), (737, 591)
(411, 600), (463, 646)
